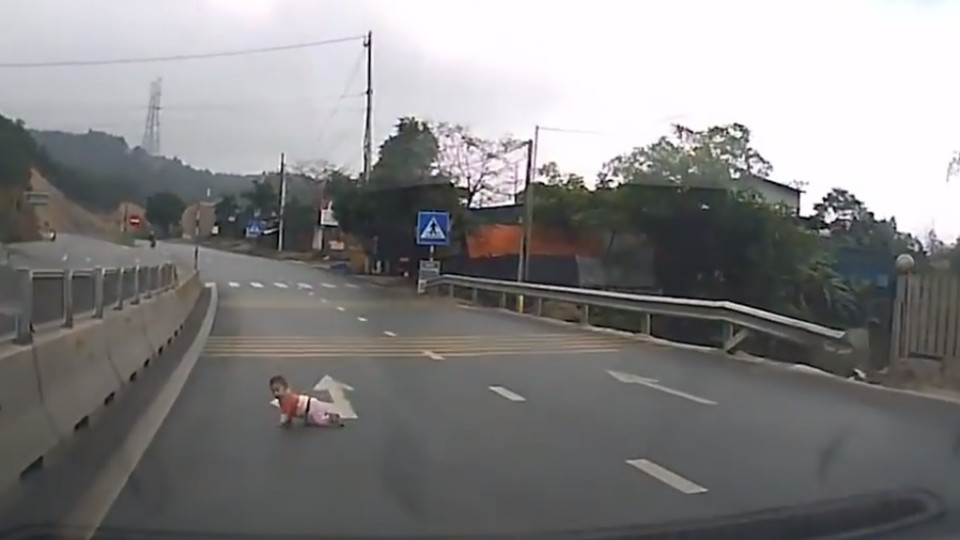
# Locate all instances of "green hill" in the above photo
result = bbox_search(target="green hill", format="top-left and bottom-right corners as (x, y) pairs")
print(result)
(0, 115), (42, 241)
(29, 129), (318, 211)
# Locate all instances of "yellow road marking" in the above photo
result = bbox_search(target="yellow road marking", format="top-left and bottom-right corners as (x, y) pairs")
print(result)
(201, 333), (622, 359)
(218, 299), (455, 310)
(201, 349), (618, 358)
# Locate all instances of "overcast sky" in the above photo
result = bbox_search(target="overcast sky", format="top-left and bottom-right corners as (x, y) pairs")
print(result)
(2, 0), (960, 239)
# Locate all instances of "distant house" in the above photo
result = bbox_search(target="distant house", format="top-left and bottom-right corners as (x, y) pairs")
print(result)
(734, 176), (801, 214)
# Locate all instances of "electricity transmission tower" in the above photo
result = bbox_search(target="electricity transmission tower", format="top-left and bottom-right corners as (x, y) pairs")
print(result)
(141, 77), (162, 155)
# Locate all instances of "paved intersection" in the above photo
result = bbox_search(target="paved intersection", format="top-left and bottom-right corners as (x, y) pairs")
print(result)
(5, 241), (960, 538)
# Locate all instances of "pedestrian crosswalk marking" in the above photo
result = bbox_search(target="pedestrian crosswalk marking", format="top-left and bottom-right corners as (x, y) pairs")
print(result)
(250, 282), (264, 288)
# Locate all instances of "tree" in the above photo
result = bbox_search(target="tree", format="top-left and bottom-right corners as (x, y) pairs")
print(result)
(214, 194), (240, 237)
(241, 179), (278, 217)
(432, 122), (525, 208)
(145, 191), (186, 237)
(811, 187), (922, 256)
(597, 123), (772, 188)
(369, 117), (440, 189)
(332, 117), (464, 269)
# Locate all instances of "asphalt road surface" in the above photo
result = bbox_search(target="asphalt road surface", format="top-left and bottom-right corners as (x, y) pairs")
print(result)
(6, 243), (960, 538)
(1, 234), (175, 270)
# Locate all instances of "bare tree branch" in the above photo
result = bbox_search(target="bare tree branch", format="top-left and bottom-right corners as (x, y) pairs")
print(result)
(431, 122), (526, 208)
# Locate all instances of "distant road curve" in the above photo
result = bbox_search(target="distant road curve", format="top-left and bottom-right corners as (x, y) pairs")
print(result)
(1, 233), (172, 270)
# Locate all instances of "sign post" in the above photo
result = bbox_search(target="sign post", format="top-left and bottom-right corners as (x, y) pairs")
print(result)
(416, 211), (450, 294)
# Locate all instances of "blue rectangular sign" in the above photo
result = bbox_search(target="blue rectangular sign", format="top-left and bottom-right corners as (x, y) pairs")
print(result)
(416, 211), (450, 247)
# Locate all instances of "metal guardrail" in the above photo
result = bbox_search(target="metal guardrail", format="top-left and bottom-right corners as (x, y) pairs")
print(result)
(427, 274), (858, 356)
(0, 263), (179, 345)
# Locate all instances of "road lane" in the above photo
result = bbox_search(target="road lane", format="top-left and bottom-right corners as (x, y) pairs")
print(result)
(42, 245), (956, 538)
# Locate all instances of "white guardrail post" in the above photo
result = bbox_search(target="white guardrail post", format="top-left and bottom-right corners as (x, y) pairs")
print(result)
(62, 268), (74, 329)
(13, 269), (33, 345)
(429, 274), (865, 374)
(131, 264), (141, 306)
(93, 267), (105, 319)
(3, 263), (177, 346)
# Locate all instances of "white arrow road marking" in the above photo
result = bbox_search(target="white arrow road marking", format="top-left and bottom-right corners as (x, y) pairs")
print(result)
(273, 282), (288, 289)
(297, 283), (313, 290)
(250, 282), (264, 288)
(228, 282), (240, 288)
(607, 370), (717, 405)
(313, 375), (357, 419)
(626, 459), (708, 494)
(489, 386), (526, 402)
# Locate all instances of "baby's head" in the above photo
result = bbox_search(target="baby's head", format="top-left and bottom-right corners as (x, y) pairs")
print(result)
(269, 375), (290, 398)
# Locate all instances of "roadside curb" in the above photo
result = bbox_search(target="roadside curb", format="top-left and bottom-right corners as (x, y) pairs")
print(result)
(64, 283), (219, 536)
(464, 302), (960, 408)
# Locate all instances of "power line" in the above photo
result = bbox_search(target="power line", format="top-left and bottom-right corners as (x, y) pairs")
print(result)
(313, 45), (367, 156)
(2, 94), (366, 112)
(0, 35), (365, 68)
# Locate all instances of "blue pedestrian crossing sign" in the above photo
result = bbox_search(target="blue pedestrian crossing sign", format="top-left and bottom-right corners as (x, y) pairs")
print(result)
(245, 219), (263, 239)
(416, 211), (450, 246)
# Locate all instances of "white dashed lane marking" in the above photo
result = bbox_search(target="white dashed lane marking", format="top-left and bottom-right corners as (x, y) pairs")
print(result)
(250, 282), (264, 288)
(297, 283), (313, 290)
(626, 459), (707, 495)
(228, 282), (240, 288)
(273, 282), (288, 289)
(489, 386), (526, 402)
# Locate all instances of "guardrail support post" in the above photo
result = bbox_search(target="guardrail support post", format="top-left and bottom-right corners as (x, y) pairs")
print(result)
(638, 313), (651, 335)
(115, 269), (125, 311)
(580, 305), (590, 326)
(93, 267), (105, 319)
(62, 269), (74, 328)
(14, 269), (33, 345)
(535, 297), (543, 316)
(721, 323), (751, 354)
(499, 292), (507, 308)
(470, 288), (478, 304)
(143, 266), (154, 299)
(131, 265), (141, 305)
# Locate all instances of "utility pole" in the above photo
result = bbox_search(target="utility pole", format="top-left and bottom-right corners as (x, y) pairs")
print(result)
(516, 126), (540, 284)
(516, 136), (536, 283)
(193, 200), (200, 270)
(277, 153), (287, 252)
(361, 31), (373, 184)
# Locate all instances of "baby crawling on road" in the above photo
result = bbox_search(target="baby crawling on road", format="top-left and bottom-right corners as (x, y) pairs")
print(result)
(269, 375), (345, 428)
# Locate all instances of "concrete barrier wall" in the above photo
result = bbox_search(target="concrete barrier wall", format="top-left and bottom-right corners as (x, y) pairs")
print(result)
(0, 269), (202, 497)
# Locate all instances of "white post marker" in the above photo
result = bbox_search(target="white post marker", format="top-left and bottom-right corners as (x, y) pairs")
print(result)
(606, 370), (716, 405)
